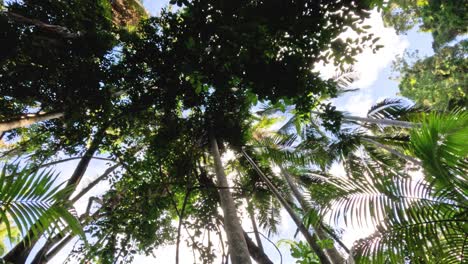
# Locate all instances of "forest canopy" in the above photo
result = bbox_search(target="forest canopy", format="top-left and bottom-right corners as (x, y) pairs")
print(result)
(0, 0), (466, 264)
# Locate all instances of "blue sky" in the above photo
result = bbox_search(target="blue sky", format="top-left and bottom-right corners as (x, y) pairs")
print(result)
(38, 1), (437, 263)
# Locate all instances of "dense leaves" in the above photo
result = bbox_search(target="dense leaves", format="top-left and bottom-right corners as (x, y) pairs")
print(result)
(395, 41), (468, 110)
(381, 0), (467, 49)
(0, 0), (466, 263)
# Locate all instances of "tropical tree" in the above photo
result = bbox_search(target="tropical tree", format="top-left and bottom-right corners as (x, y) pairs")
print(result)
(92, 1), (379, 262)
(380, 0), (467, 49)
(300, 110), (467, 262)
(325, 110), (467, 262)
(1, 0), (385, 263)
(394, 41), (468, 110)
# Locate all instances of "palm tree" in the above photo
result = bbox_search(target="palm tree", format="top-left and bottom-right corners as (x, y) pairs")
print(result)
(313, 110), (467, 263)
(258, 95), (467, 262)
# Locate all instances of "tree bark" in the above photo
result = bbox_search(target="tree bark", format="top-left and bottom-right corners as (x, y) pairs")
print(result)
(34, 199), (104, 264)
(279, 166), (346, 264)
(242, 150), (331, 264)
(209, 134), (252, 264)
(243, 231), (274, 264)
(0, 112), (64, 133)
(65, 128), (106, 192)
(247, 203), (264, 251)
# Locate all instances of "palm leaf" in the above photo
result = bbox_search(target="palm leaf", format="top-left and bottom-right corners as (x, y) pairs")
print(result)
(409, 110), (468, 199)
(0, 164), (84, 243)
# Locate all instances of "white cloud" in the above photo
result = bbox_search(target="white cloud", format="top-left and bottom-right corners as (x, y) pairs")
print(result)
(340, 92), (374, 116)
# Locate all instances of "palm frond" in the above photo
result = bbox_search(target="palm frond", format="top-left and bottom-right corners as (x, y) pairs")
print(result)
(332, 67), (359, 93)
(354, 207), (467, 263)
(409, 110), (468, 199)
(366, 98), (414, 120)
(0, 164), (84, 243)
(326, 149), (466, 263)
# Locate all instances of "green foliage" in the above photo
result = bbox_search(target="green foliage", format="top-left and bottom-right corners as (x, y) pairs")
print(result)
(0, 223), (20, 256)
(396, 41), (468, 110)
(0, 164), (83, 243)
(0, 0), (116, 116)
(278, 239), (320, 264)
(381, 0), (468, 49)
(409, 110), (468, 201)
(315, 110), (468, 263)
(0, 0), (426, 262)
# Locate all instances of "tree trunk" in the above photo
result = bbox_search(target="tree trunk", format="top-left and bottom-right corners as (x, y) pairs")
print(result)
(65, 129), (106, 192)
(242, 150), (331, 264)
(243, 231), (274, 264)
(279, 166), (345, 264)
(209, 134), (251, 264)
(247, 203), (264, 251)
(175, 189), (190, 264)
(0, 112), (64, 133)
(3, 128), (106, 263)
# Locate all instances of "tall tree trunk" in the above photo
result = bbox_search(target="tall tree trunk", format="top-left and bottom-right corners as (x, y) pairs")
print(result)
(0, 112), (64, 133)
(361, 137), (421, 166)
(65, 128), (106, 193)
(175, 189), (190, 264)
(279, 166), (345, 264)
(247, 202), (264, 251)
(3, 128), (106, 263)
(209, 134), (251, 264)
(242, 150), (332, 264)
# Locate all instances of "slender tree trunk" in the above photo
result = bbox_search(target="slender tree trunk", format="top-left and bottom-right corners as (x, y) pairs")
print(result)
(242, 150), (331, 264)
(32, 232), (73, 264)
(65, 129), (106, 191)
(3, 128), (106, 263)
(209, 134), (252, 264)
(280, 165), (345, 264)
(247, 203), (264, 251)
(175, 189), (190, 264)
(279, 166), (345, 264)
(0, 112), (64, 133)
(30, 164), (116, 263)
(243, 231), (274, 264)
(361, 137), (421, 166)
